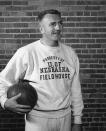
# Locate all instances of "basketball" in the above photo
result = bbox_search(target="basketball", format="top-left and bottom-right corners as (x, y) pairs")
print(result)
(7, 80), (38, 109)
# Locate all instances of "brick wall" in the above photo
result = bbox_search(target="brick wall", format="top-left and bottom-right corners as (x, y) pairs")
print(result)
(0, 0), (106, 131)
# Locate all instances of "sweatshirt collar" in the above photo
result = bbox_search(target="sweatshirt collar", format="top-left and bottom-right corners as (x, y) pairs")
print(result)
(39, 39), (60, 51)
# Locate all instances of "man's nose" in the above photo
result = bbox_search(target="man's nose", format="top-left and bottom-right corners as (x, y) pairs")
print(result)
(55, 23), (61, 30)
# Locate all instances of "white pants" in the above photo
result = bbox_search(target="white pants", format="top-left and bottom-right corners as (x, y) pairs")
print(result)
(25, 112), (71, 131)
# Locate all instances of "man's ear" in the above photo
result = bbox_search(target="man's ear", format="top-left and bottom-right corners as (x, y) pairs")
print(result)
(39, 23), (44, 34)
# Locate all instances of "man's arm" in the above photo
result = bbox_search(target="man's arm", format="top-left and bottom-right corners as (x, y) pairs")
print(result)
(71, 56), (84, 130)
(0, 49), (31, 113)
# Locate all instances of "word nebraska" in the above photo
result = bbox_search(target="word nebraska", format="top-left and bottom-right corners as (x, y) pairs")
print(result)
(40, 66), (70, 74)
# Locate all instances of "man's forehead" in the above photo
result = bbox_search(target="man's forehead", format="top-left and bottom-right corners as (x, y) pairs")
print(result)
(41, 14), (62, 22)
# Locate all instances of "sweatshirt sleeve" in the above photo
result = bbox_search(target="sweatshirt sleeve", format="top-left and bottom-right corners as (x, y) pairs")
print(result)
(0, 48), (28, 108)
(71, 56), (84, 124)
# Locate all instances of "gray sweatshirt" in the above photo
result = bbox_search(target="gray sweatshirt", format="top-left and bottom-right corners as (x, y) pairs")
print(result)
(0, 40), (84, 124)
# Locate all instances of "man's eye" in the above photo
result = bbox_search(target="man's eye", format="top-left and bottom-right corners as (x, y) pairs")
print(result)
(50, 21), (63, 27)
(50, 23), (56, 26)
(59, 21), (63, 25)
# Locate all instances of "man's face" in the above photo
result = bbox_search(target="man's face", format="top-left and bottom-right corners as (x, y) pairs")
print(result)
(39, 14), (63, 41)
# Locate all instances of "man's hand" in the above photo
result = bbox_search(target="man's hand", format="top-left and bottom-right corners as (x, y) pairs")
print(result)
(72, 124), (82, 131)
(4, 93), (32, 114)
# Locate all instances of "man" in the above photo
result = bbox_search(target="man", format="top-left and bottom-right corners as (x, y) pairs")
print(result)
(0, 9), (84, 131)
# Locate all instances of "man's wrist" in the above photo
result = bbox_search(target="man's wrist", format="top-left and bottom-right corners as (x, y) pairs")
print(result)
(74, 116), (82, 124)
(0, 96), (7, 109)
